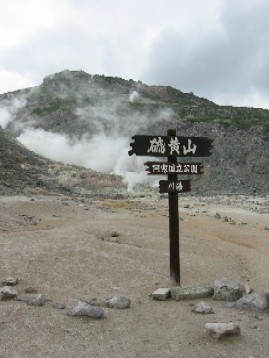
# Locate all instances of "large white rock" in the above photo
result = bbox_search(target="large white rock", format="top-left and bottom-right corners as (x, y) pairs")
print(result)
(151, 288), (171, 301)
(234, 291), (269, 312)
(205, 322), (241, 339)
(68, 301), (104, 318)
(170, 285), (213, 301)
(0, 286), (18, 299)
(192, 301), (214, 314)
(213, 278), (250, 302)
(105, 296), (131, 309)
(26, 294), (45, 306)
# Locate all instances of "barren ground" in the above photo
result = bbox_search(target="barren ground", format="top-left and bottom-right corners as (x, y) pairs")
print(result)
(0, 193), (268, 358)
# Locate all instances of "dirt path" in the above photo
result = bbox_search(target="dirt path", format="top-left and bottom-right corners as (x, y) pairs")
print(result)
(0, 194), (268, 357)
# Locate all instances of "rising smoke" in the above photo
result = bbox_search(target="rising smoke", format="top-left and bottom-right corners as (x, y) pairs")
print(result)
(0, 98), (26, 129)
(1, 89), (174, 190)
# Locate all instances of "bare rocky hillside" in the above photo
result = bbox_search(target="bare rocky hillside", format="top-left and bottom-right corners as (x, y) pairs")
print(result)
(0, 128), (126, 196)
(0, 70), (268, 195)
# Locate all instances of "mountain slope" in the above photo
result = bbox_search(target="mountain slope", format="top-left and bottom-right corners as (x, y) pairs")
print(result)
(0, 127), (125, 196)
(0, 70), (268, 195)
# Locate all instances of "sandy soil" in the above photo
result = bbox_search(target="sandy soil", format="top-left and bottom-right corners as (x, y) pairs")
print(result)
(0, 193), (268, 358)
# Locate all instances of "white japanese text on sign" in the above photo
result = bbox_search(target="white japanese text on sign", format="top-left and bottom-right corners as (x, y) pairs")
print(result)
(151, 163), (199, 174)
(147, 137), (197, 156)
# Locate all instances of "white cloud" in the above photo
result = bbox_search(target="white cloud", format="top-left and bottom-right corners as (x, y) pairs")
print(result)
(1, 0), (269, 108)
(0, 70), (34, 93)
(142, 0), (269, 108)
(0, 0), (73, 50)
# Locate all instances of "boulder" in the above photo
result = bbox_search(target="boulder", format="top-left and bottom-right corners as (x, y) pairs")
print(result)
(170, 285), (213, 301)
(2, 277), (19, 286)
(213, 278), (250, 302)
(205, 322), (241, 339)
(26, 293), (45, 306)
(0, 286), (18, 299)
(105, 296), (131, 309)
(192, 301), (214, 314)
(234, 292), (269, 312)
(68, 301), (104, 318)
(151, 288), (171, 301)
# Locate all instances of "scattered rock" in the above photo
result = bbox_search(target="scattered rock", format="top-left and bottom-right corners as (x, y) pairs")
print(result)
(205, 322), (241, 339)
(2, 277), (19, 286)
(213, 278), (250, 302)
(170, 285), (213, 301)
(223, 216), (235, 224)
(26, 294), (45, 306)
(224, 302), (236, 309)
(234, 292), (269, 312)
(111, 231), (120, 238)
(151, 288), (171, 301)
(108, 236), (120, 244)
(192, 301), (214, 314)
(215, 212), (221, 219)
(81, 298), (106, 307)
(16, 295), (29, 302)
(24, 287), (38, 293)
(67, 301), (104, 318)
(52, 303), (66, 309)
(0, 286), (18, 299)
(105, 296), (131, 309)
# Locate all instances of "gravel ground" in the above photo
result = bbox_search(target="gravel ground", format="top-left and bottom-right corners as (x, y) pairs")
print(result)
(0, 194), (268, 357)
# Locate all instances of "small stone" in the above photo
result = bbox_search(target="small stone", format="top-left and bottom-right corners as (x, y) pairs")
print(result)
(151, 288), (171, 301)
(105, 296), (131, 309)
(192, 301), (214, 314)
(16, 295), (28, 302)
(26, 294), (45, 306)
(205, 322), (241, 339)
(24, 287), (38, 294)
(0, 286), (18, 299)
(234, 291), (269, 312)
(53, 303), (66, 309)
(2, 277), (19, 286)
(215, 212), (221, 219)
(170, 285), (213, 301)
(67, 301), (104, 318)
(224, 302), (236, 309)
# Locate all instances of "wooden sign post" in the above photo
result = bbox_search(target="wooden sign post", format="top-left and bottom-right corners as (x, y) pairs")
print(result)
(167, 129), (180, 282)
(129, 129), (213, 284)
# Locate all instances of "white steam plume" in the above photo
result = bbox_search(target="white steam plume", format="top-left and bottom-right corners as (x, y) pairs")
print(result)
(0, 97), (27, 129)
(12, 87), (175, 190)
(129, 90), (140, 102)
(0, 108), (11, 128)
(18, 128), (162, 190)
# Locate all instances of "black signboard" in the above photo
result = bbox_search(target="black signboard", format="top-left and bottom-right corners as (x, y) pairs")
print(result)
(159, 180), (191, 194)
(129, 135), (213, 157)
(127, 129), (213, 285)
(145, 161), (203, 175)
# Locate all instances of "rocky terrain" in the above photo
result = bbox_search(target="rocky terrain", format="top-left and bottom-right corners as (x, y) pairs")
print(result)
(0, 70), (268, 196)
(0, 193), (269, 357)
(0, 71), (269, 357)
(0, 127), (126, 196)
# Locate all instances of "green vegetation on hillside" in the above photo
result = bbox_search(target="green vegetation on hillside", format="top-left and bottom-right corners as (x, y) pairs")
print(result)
(1, 70), (269, 133)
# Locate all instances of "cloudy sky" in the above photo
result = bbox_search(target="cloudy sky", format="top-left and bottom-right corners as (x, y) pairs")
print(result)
(1, 0), (269, 109)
